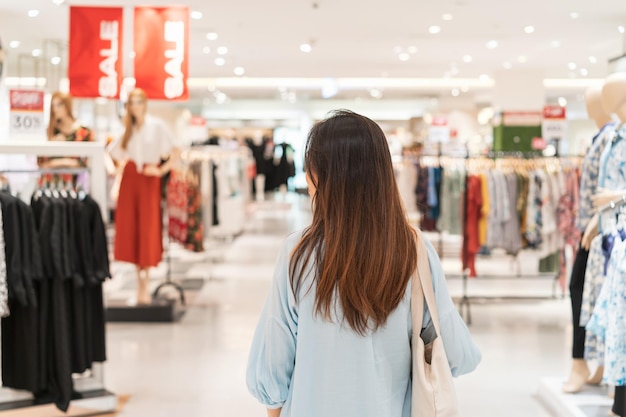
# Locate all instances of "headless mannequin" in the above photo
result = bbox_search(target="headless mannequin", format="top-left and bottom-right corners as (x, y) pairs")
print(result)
(563, 86), (610, 393)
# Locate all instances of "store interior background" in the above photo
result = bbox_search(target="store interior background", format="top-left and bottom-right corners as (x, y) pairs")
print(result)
(0, 0), (626, 416)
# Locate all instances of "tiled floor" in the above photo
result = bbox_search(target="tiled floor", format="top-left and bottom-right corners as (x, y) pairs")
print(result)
(103, 193), (581, 417)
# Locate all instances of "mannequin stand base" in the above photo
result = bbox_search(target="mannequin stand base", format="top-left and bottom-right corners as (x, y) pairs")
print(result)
(538, 377), (612, 417)
(106, 298), (184, 323)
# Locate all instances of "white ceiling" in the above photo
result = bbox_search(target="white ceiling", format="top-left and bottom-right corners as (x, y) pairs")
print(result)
(1, 0), (625, 101)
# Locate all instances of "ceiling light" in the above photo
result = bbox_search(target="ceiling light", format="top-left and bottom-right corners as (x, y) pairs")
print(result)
(580, 68), (589, 77)
(9, 40), (20, 48)
(31, 49), (42, 57)
(503, 62), (513, 69)
(215, 93), (228, 104)
(206, 32), (218, 41)
(462, 55), (472, 63)
(28, 10), (39, 17)
(398, 53), (410, 62)
(569, 12), (579, 19)
(190, 10), (203, 19)
(234, 66), (245, 76)
(558, 97), (567, 107)
(524, 26), (535, 34)
(217, 46), (228, 55)
(408, 46), (418, 54)
(300, 43), (312, 53)
(52, 0), (65, 4)
(619, 26), (625, 34)
(214, 57), (225, 66)
(551, 40), (561, 48)
(589, 56), (598, 64)
(517, 55), (527, 63)
(442, 14), (453, 21)
(50, 56), (61, 65)
(370, 89), (383, 99)
(428, 25), (441, 34)
(486, 40), (498, 49)
(568, 62), (577, 70)
(203, 46), (211, 54)
(451, 88), (460, 97)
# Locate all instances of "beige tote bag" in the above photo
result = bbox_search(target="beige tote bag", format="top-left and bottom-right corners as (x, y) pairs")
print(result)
(411, 232), (460, 417)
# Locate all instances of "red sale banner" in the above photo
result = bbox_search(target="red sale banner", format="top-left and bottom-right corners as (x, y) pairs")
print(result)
(68, 7), (123, 98)
(134, 6), (189, 100)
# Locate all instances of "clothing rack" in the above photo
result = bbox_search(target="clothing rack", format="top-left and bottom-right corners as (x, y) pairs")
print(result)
(0, 142), (115, 415)
(419, 150), (578, 325)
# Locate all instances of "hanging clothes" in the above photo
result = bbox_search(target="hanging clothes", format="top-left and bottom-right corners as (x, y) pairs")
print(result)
(0, 201), (8, 318)
(438, 168), (464, 235)
(462, 175), (482, 278)
(1, 191), (109, 412)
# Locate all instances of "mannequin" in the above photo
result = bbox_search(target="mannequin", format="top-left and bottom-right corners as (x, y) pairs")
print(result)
(563, 85), (613, 393)
(39, 91), (94, 169)
(252, 132), (266, 201)
(581, 73), (626, 417)
(107, 88), (180, 305)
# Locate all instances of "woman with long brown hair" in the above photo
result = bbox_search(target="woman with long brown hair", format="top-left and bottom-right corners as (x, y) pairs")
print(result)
(107, 88), (180, 305)
(247, 110), (480, 417)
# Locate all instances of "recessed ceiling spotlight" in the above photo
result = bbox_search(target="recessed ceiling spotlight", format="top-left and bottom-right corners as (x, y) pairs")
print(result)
(551, 40), (561, 48)
(442, 13), (453, 21)
(568, 62), (577, 70)
(370, 89), (383, 99)
(50, 56), (61, 65)
(517, 55), (527, 63)
(451, 88), (460, 97)
(398, 52), (410, 61)
(580, 68), (589, 77)
(300, 43), (312, 53)
(32, 49), (42, 57)
(589, 56), (598, 64)
(619, 26), (625, 34)
(203, 46), (211, 54)
(463, 55), (473, 63)
(503, 61), (513, 69)
(9, 40), (20, 48)
(558, 97), (567, 107)
(28, 9), (39, 17)
(217, 46), (228, 55)
(569, 12), (580, 19)
(234, 67), (245, 76)
(206, 32), (218, 41)
(486, 40), (498, 49)
(428, 25), (441, 34)
(191, 11), (203, 19)
(214, 57), (225, 66)
(407, 46), (418, 54)
(524, 25), (535, 34)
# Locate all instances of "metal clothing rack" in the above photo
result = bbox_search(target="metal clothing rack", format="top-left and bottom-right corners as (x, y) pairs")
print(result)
(0, 142), (115, 415)
(453, 151), (575, 325)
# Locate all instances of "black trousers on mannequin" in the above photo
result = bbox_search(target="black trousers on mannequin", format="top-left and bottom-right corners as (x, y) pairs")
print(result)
(614, 386), (626, 416)
(569, 244), (589, 358)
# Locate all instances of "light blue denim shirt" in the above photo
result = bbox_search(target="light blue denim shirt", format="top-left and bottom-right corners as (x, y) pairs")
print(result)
(246, 231), (481, 417)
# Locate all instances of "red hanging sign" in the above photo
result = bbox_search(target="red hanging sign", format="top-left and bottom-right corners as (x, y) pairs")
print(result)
(134, 6), (189, 100)
(68, 7), (123, 98)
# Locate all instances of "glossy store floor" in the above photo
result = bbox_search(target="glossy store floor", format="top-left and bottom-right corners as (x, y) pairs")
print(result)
(104, 193), (577, 417)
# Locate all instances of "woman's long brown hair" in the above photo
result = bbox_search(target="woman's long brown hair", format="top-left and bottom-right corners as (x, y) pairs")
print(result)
(290, 110), (417, 336)
(47, 91), (75, 139)
(121, 88), (148, 150)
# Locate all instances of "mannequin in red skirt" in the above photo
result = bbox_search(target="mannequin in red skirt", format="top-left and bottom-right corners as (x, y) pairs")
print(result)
(107, 88), (180, 304)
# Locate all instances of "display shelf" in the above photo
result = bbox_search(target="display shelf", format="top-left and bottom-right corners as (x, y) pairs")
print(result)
(538, 377), (613, 417)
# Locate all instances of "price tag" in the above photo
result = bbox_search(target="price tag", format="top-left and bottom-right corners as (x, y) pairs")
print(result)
(9, 89), (45, 137)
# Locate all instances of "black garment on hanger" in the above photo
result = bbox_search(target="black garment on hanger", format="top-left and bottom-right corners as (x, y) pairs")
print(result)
(272, 143), (295, 189)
